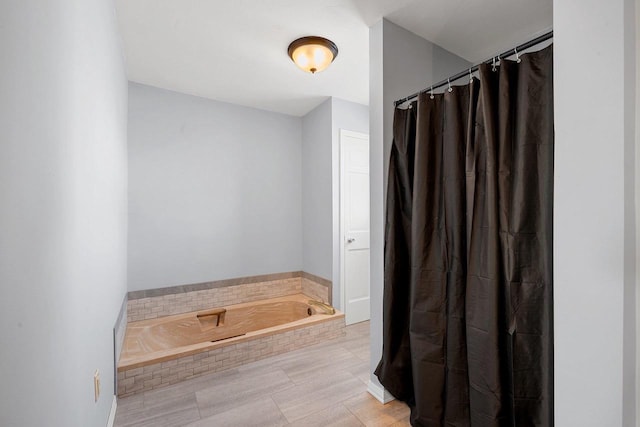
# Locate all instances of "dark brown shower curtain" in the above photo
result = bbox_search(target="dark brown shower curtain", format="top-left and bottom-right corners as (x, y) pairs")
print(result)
(375, 45), (553, 427)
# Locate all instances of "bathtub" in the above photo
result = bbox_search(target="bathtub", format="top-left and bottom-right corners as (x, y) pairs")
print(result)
(117, 293), (345, 396)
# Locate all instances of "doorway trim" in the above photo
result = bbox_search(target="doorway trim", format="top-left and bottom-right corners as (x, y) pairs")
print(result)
(339, 129), (370, 323)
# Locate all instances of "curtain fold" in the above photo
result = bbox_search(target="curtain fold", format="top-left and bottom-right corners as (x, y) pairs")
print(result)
(375, 44), (553, 427)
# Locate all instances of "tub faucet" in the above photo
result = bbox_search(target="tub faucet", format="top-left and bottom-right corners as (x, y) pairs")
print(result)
(308, 300), (336, 315)
(197, 308), (226, 330)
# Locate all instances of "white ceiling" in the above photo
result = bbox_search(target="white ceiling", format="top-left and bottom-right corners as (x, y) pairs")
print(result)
(115, 0), (552, 116)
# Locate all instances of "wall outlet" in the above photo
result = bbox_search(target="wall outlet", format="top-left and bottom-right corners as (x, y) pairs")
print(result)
(94, 370), (100, 402)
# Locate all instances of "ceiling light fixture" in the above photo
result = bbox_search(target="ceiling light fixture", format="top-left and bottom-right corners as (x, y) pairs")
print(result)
(287, 36), (338, 74)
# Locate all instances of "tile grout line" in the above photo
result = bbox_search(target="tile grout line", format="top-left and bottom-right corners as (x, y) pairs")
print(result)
(268, 395), (291, 426)
(342, 402), (367, 427)
(194, 391), (204, 423)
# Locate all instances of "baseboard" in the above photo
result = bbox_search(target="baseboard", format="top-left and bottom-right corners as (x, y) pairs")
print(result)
(106, 395), (117, 427)
(367, 380), (395, 404)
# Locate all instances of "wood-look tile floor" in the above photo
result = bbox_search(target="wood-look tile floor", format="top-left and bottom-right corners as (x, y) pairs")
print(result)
(114, 321), (411, 427)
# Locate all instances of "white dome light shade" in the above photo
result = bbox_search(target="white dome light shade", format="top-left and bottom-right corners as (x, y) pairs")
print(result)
(288, 36), (338, 74)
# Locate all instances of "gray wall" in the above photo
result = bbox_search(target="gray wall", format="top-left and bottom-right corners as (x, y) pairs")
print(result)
(368, 19), (471, 392)
(331, 98), (370, 308)
(128, 83), (303, 291)
(301, 99), (333, 283)
(555, 0), (636, 425)
(636, 0), (640, 416)
(301, 97), (369, 309)
(0, 1), (128, 426)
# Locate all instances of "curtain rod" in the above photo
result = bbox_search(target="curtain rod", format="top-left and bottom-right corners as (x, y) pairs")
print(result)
(394, 30), (553, 107)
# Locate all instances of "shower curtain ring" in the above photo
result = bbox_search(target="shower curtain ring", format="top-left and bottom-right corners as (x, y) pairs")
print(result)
(430, 86), (434, 99)
(447, 78), (452, 93)
(469, 68), (474, 83)
(492, 56), (497, 72)
(515, 47), (521, 63)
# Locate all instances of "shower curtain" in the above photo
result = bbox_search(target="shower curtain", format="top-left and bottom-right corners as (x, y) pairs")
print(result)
(375, 45), (553, 427)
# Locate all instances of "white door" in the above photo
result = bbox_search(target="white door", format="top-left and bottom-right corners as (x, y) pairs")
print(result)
(340, 130), (370, 325)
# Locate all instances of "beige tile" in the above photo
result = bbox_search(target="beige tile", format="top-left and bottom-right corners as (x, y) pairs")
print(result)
(196, 368), (294, 418)
(145, 367), (242, 401)
(238, 340), (336, 375)
(116, 393), (144, 413)
(114, 391), (199, 427)
(129, 277), (307, 320)
(280, 347), (365, 384)
(345, 320), (371, 337)
(186, 397), (287, 427)
(115, 321), (374, 426)
(344, 393), (411, 427)
(345, 360), (372, 385)
(272, 370), (365, 422)
(115, 406), (200, 427)
(342, 335), (371, 362)
(288, 403), (364, 427)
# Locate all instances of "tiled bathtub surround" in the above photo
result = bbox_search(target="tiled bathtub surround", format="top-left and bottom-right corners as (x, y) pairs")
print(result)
(127, 272), (331, 322)
(301, 272), (331, 304)
(119, 272), (337, 397)
(128, 278), (299, 322)
(113, 294), (128, 395)
(117, 315), (345, 397)
(128, 271), (302, 300)
(114, 294), (128, 363)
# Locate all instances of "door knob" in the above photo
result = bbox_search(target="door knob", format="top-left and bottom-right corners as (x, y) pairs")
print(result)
(347, 238), (355, 243)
